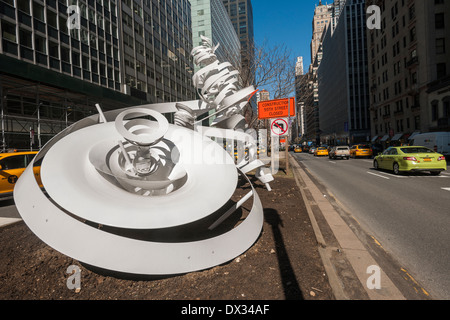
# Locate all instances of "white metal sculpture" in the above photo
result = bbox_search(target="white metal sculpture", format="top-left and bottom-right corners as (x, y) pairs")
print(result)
(14, 36), (273, 276)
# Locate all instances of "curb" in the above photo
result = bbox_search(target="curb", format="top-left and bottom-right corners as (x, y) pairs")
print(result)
(289, 154), (406, 300)
(0, 217), (22, 228)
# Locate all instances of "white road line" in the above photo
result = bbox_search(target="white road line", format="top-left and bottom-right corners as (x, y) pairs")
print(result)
(375, 171), (408, 178)
(442, 188), (450, 192)
(367, 171), (390, 179)
(329, 161), (337, 164)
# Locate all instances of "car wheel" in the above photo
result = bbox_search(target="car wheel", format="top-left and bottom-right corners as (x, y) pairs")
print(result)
(374, 160), (379, 170)
(393, 163), (400, 175)
(430, 171), (441, 176)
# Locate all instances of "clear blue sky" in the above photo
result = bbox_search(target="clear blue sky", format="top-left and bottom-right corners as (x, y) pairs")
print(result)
(253, 0), (320, 71)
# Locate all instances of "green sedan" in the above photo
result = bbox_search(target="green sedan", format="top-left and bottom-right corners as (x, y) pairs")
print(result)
(373, 146), (447, 175)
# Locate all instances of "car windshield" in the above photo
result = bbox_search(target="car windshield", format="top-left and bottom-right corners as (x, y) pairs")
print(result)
(318, 147), (326, 150)
(401, 147), (435, 154)
(337, 147), (348, 150)
(359, 145), (370, 149)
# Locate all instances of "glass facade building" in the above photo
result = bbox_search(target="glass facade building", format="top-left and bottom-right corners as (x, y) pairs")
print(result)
(189, 0), (240, 73)
(0, 0), (195, 151)
(221, 0), (253, 53)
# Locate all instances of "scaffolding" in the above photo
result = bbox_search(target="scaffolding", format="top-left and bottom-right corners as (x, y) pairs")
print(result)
(0, 73), (132, 152)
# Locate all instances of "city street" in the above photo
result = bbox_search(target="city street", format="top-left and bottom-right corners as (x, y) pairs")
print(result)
(292, 151), (450, 300)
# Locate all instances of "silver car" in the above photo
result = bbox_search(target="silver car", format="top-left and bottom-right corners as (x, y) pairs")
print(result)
(329, 146), (350, 160)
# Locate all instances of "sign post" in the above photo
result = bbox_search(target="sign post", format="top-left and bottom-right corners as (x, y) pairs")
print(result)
(260, 97), (296, 175)
(271, 118), (289, 174)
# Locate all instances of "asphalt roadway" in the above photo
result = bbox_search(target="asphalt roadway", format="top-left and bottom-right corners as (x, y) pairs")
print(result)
(292, 151), (450, 300)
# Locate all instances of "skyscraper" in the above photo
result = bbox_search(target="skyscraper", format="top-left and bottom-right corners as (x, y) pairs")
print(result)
(189, 0), (240, 74)
(318, 0), (370, 145)
(295, 57), (304, 77)
(222, 0), (254, 84)
(310, 0), (332, 64)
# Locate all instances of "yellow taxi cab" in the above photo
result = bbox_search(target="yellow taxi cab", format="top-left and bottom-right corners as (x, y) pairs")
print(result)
(0, 151), (42, 198)
(294, 146), (302, 153)
(350, 144), (373, 158)
(314, 147), (329, 157)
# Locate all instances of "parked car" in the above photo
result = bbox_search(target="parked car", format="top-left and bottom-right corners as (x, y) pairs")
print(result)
(350, 144), (373, 158)
(329, 146), (350, 160)
(0, 151), (42, 198)
(309, 147), (317, 154)
(314, 147), (329, 157)
(373, 146), (447, 175)
(409, 132), (450, 159)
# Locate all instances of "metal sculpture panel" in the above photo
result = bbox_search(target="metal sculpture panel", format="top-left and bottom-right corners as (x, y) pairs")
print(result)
(14, 37), (273, 275)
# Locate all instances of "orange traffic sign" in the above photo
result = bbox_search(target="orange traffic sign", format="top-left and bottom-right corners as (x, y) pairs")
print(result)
(258, 97), (296, 119)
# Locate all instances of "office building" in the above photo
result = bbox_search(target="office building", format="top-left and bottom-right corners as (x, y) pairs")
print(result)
(294, 57), (306, 139)
(318, 0), (370, 145)
(310, 0), (332, 64)
(0, 0), (195, 150)
(221, 0), (254, 59)
(222, 0), (256, 122)
(367, 0), (450, 146)
(189, 0), (240, 74)
(331, 0), (346, 32)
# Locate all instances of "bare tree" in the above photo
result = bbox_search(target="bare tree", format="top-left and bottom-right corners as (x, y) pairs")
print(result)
(238, 39), (296, 100)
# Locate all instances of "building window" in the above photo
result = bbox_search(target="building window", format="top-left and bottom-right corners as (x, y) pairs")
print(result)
(436, 38), (446, 54)
(34, 35), (46, 53)
(33, 2), (45, 21)
(19, 29), (32, 47)
(431, 100), (439, 121)
(409, 27), (416, 42)
(2, 21), (16, 43)
(414, 116), (420, 130)
(435, 13), (445, 29)
(49, 41), (59, 58)
(437, 63), (447, 79)
(17, 0), (31, 14)
(443, 98), (450, 118)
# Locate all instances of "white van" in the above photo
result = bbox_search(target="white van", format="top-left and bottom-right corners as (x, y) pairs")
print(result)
(410, 132), (450, 157)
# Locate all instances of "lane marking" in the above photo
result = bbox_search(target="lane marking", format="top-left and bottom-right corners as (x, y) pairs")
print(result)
(367, 171), (390, 179)
(401, 268), (430, 297)
(442, 188), (450, 192)
(375, 171), (408, 179)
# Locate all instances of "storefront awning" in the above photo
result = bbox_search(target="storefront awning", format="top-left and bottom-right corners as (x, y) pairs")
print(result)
(391, 133), (403, 141)
(380, 135), (389, 142)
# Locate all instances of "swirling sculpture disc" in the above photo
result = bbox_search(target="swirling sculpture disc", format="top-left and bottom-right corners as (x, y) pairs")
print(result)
(14, 36), (272, 276)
